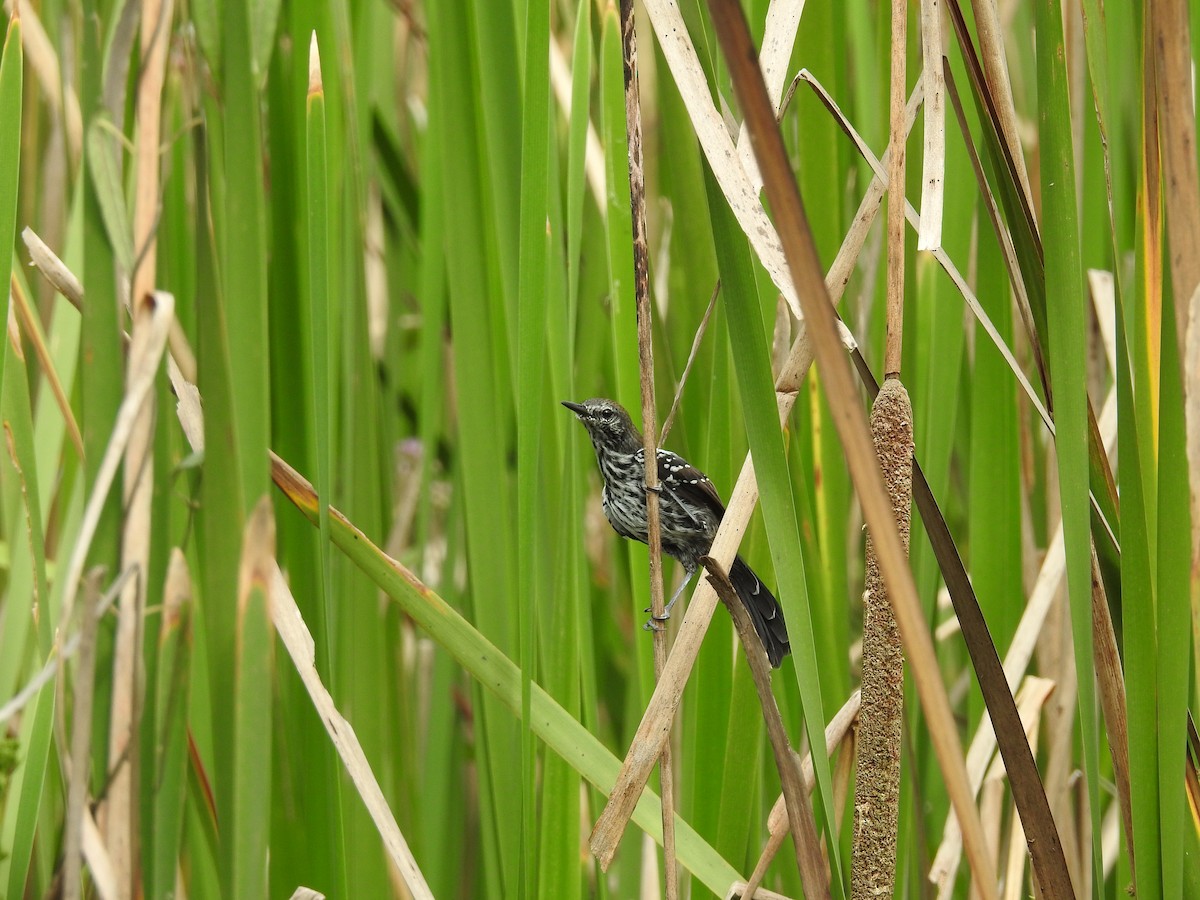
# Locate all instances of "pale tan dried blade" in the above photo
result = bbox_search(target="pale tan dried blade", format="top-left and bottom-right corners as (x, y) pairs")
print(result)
(735, 0), (808, 190)
(82, 806), (118, 900)
(9, 272), (82, 456)
(916, 0), (945, 250)
(882, 0), (907, 377)
(977, 777), (1004, 889)
(1099, 801), (1122, 881)
(640, 0), (837, 330)
(131, 0), (170, 303)
(270, 564), (435, 899)
(23, 226), (83, 309)
(108, 238), (166, 896)
(55, 292), (173, 660)
(169, 355), (204, 453)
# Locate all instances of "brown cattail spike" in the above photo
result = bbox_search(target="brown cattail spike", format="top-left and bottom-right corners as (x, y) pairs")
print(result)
(851, 376), (914, 899)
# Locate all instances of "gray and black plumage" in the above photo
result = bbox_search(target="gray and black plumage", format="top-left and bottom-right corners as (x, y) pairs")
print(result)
(563, 398), (791, 667)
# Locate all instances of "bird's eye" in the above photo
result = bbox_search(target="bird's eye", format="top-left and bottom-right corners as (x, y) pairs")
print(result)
(601, 408), (614, 421)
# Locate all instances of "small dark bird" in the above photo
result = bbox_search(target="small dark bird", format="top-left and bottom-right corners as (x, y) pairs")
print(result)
(563, 398), (790, 667)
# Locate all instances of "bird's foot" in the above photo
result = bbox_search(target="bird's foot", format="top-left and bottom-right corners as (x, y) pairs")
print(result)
(644, 482), (663, 495)
(641, 611), (670, 632)
(643, 581), (686, 618)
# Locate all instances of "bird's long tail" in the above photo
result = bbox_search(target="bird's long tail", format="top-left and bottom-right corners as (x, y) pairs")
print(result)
(729, 556), (791, 668)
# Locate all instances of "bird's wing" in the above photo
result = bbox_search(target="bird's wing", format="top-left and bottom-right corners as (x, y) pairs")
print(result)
(642, 447), (726, 518)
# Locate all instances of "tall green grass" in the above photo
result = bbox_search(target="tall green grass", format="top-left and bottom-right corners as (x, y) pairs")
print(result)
(0, 0), (1195, 897)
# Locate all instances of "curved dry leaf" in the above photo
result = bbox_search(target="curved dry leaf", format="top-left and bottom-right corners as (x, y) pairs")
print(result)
(640, 0), (852, 344)
(270, 564), (435, 900)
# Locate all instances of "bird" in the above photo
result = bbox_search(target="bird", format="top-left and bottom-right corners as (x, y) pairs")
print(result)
(562, 397), (791, 667)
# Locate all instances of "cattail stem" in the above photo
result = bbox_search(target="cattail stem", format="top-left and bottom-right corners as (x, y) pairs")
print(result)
(883, 0), (907, 378)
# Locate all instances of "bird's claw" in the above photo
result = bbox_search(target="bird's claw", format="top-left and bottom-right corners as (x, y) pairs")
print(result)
(644, 482), (663, 494)
(642, 611), (671, 631)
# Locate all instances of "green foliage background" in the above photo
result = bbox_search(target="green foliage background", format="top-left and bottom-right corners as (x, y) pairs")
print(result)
(0, 0), (1196, 896)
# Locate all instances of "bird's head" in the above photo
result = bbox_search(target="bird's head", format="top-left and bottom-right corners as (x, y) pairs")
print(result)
(561, 398), (641, 453)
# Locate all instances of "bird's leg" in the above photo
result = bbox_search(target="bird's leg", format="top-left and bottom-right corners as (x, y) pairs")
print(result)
(642, 569), (695, 630)
(661, 571), (693, 617)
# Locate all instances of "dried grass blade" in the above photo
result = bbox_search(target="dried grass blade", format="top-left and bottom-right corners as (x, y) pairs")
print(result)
(734, 0), (807, 190)
(9, 273), (82, 456)
(640, 0), (844, 332)
(270, 563), (435, 899)
(56, 291), (173, 638)
(917, 0), (945, 250)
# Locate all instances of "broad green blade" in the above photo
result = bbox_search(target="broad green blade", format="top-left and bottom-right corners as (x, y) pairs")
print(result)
(1035, 0), (1104, 890)
(516, 0), (551, 894)
(704, 168), (844, 896)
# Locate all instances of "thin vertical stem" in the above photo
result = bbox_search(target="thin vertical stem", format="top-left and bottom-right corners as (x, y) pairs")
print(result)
(619, 0), (677, 893)
(884, 0), (906, 377)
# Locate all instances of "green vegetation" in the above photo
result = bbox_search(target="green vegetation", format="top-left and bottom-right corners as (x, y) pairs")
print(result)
(0, 0), (1196, 896)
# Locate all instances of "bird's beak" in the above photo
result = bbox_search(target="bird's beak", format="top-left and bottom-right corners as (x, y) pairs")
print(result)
(561, 401), (587, 416)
